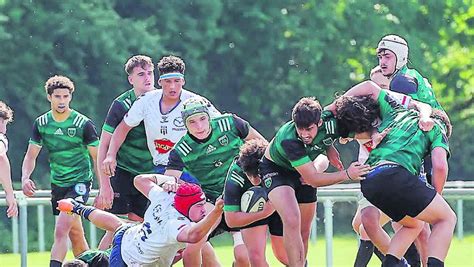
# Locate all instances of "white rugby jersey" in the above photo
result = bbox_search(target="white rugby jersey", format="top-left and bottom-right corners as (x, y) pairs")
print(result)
(124, 89), (220, 166)
(0, 133), (8, 152)
(121, 187), (192, 266)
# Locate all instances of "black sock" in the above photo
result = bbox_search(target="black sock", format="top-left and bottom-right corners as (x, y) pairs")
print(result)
(404, 242), (421, 267)
(354, 239), (375, 266)
(71, 200), (96, 220)
(427, 257), (444, 267)
(49, 260), (62, 267)
(382, 254), (400, 266)
(374, 246), (385, 262)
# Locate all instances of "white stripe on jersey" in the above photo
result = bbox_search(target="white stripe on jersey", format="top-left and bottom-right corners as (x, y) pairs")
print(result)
(230, 171), (245, 187)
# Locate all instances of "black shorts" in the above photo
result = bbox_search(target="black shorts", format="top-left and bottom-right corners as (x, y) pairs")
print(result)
(208, 213), (241, 240)
(259, 158), (317, 204)
(51, 181), (91, 216)
(107, 167), (149, 218)
(239, 212), (284, 237)
(361, 164), (437, 222)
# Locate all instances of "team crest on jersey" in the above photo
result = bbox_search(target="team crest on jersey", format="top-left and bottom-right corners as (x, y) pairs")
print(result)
(218, 135), (229, 146)
(67, 128), (76, 137)
(264, 177), (272, 188)
(323, 137), (333, 146)
(173, 117), (184, 127)
(154, 139), (175, 154)
(213, 160), (223, 167)
(160, 126), (168, 135)
(74, 183), (87, 196)
(206, 145), (217, 154)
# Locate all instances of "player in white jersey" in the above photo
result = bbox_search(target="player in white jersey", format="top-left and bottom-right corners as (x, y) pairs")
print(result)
(57, 174), (224, 266)
(103, 55), (220, 183)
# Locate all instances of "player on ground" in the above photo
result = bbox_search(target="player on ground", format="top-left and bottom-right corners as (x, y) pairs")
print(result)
(223, 139), (288, 266)
(58, 175), (224, 267)
(94, 55), (156, 248)
(0, 101), (18, 218)
(21, 75), (100, 267)
(335, 82), (455, 267)
(260, 97), (370, 267)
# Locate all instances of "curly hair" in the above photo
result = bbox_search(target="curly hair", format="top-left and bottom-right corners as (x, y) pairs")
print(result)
(335, 95), (380, 133)
(124, 55), (154, 75)
(157, 55), (185, 76)
(292, 97), (322, 129)
(0, 101), (13, 123)
(44, 75), (75, 95)
(238, 139), (268, 177)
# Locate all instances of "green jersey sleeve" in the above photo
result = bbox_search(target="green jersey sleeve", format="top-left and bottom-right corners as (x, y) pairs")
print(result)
(223, 161), (250, 212)
(427, 124), (450, 157)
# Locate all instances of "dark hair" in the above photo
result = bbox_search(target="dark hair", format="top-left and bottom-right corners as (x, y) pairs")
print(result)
(124, 55), (154, 75)
(334, 95), (380, 133)
(0, 101), (13, 123)
(44, 75), (75, 95)
(157, 55), (185, 75)
(238, 139), (268, 177)
(292, 97), (322, 129)
(62, 259), (87, 267)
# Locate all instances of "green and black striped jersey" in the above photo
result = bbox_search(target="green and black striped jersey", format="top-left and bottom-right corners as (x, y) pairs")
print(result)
(167, 114), (249, 201)
(30, 110), (99, 187)
(102, 89), (154, 175)
(223, 159), (254, 212)
(366, 90), (450, 175)
(268, 110), (340, 171)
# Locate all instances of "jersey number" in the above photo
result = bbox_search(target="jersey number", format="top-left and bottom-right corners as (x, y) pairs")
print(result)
(140, 222), (152, 242)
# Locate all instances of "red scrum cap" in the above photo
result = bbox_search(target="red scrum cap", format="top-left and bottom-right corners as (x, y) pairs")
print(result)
(174, 183), (206, 218)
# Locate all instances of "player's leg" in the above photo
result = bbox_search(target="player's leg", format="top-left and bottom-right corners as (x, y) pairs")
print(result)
(386, 216), (424, 260)
(415, 194), (456, 265)
(361, 206), (391, 254)
(241, 225), (269, 267)
(296, 183), (317, 260)
(268, 213), (288, 265)
(68, 216), (89, 257)
(232, 231), (250, 267)
(50, 211), (76, 266)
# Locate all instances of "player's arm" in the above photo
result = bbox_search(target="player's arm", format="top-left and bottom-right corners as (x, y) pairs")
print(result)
(177, 199), (224, 243)
(232, 114), (266, 141)
(224, 204), (274, 228)
(83, 120), (100, 182)
(21, 144), (41, 197)
(431, 147), (448, 194)
(407, 100), (434, 131)
(164, 149), (185, 182)
(325, 81), (382, 112)
(103, 120), (133, 177)
(326, 144), (343, 171)
(133, 174), (176, 199)
(0, 140), (17, 217)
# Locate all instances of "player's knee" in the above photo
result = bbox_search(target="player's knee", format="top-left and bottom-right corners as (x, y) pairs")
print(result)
(233, 244), (250, 266)
(281, 212), (300, 230)
(54, 224), (71, 238)
(361, 208), (380, 230)
(246, 248), (265, 265)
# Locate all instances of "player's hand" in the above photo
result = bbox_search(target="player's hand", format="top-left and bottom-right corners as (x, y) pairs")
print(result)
(22, 178), (36, 197)
(102, 155), (117, 177)
(345, 162), (371, 181)
(326, 146), (344, 171)
(6, 193), (18, 218)
(418, 117), (434, 132)
(162, 181), (179, 193)
(261, 201), (275, 217)
(94, 184), (114, 210)
(213, 199), (224, 213)
(371, 128), (391, 149)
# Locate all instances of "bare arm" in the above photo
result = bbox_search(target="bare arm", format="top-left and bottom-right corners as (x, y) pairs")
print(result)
(133, 174), (176, 199)
(298, 161), (370, 187)
(244, 126), (266, 142)
(88, 145), (99, 183)
(408, 100), (434, 131)
(103, 120), (133, 177)
(94, 131), (114, 209)
(164, 169), (184, 183)
(0, 143), (17, 217)
(224, 202), (274, 228)
(430, 147), (448, 194)
(177, 199), (224, 243)
(21, 144), (42, 197)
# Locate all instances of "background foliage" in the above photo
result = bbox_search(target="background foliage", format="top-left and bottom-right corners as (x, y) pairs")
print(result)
(0, 0), (472, 251)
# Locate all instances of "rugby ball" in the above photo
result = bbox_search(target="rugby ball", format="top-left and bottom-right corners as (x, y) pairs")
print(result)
(240, 186), (267, 213)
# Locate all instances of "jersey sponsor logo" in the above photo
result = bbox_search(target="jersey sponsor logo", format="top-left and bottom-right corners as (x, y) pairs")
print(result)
(67, 128), (76, 137)
(206, 145), (216, 154)
(74, 183), (88, 195)
(160, 126), (168, 135)
(54, 128), (64, 135)
(218, 135), (229, 146)
(160, 116), (169, 123)
(154, 139), (175, 154)
(262, 172), (277, 188)
(308, 144), (322, 151)
(213, 160), (223, 167)
(173, 117), (184, 127)
(323, 137), (333, 146)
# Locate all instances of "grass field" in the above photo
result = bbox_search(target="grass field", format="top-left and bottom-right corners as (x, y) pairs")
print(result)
(3, 235), (473, 266)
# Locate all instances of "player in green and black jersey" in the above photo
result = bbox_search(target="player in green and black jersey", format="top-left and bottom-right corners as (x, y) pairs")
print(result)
(62, 248), (111, 267)
(223, 139), (287, 266)
(21, 75), (99, 267)
(95, 55), (155, 226)
(335, 83), (455, 267)
(260, 97), (370, 267)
